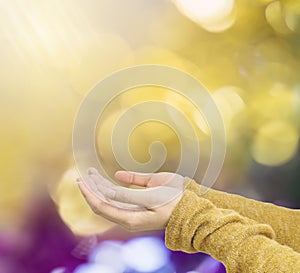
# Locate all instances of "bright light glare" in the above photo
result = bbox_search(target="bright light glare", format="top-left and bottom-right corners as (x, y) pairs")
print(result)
(121, 237), (170, 272)
(74, 263), (118, 273)
(173, 0), (236, 32)
(50, 267), (66, 273)
(89, 241), (126, 273)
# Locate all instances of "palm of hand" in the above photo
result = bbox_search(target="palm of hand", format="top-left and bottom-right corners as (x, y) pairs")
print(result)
(78, 168), (185, 231)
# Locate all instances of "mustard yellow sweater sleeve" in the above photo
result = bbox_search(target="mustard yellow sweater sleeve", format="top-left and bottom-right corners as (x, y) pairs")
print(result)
(165, 189), (300, 273)
(186, 179), (300, 252)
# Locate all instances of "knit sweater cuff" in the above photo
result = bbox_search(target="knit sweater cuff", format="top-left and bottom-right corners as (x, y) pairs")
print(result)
(165, 188), (276, 271)
(165, 189), (215, 253)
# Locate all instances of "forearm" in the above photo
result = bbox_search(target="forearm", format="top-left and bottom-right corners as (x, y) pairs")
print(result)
(165, 190), (300, 273)
(185, 179), (300, 252)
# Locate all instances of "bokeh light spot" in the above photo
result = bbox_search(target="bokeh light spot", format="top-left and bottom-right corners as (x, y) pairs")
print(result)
(74, 263), (119, 273)
(265, 1), (292, 35)
(121, 237), (170, 272)
(89, 241), (126, 273)
(252, 120), (299, 166)
(52, 168), (115, 235)
(173, 0), (236, 32)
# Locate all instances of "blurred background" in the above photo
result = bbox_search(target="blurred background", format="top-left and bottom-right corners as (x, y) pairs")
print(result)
(0, 0), (300, 272)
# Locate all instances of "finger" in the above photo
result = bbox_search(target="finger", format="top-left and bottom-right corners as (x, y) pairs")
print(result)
(115, 171), (184, 189)
(77, 181), (137, 223)
(111, 186), (183, 209)
(84, 175), (145, 210)
(87, 170), (183, 208)
(88, 168), (150, 188)
(88, 173), (116, 189)
(80, 176), (105, 199)
(77, 181), (106, 211)
(115, 171), (153, 187)
(87, 167), (99, 175)
(84, 175), (117, 201)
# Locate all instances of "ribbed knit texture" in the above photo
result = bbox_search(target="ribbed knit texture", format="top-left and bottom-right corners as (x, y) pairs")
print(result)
(165, 180), (300, 273)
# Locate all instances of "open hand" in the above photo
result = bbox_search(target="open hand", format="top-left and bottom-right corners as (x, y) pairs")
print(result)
(78, 168), (185, 231)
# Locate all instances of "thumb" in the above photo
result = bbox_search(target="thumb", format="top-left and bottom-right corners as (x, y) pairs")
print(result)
(115, 171), (154, 187)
